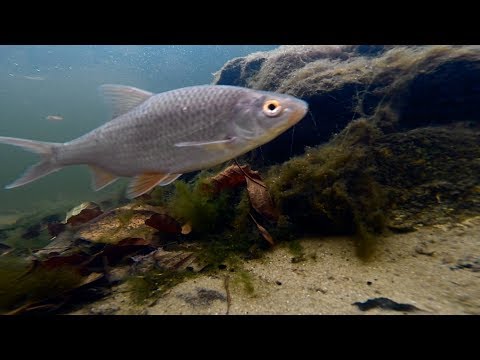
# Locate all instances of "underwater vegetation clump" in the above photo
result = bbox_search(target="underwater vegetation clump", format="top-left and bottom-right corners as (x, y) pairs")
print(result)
(158, 172), (276, 266)
(265, 117), (480, 257)
(166, 179), (233, 235)
(127, 269), (195, 305)
(266, 119), (387, 257)
(0, 256), (83, 314)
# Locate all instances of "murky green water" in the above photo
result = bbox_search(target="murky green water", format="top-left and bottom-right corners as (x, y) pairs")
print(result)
(0, 45), (278, 213)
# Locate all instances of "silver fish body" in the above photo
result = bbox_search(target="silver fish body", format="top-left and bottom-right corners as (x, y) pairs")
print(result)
(0, 84), (308, 198)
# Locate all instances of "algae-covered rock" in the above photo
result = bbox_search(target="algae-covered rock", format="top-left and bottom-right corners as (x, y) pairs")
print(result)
(74, 204), (161, 245)
(373, 126), (480, 228)
(266, 119), (480, 257)
(214, 45), (480, 167)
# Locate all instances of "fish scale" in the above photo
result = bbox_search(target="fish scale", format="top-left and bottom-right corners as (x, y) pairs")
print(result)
(0, 84), (308, 198)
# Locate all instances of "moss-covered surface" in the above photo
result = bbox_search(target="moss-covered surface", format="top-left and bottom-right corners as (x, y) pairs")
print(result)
(373, 126), (480, 228)
(0, 256), (83, 314)
(214, 45), (480, 167)
(265, 119), (386, 257)
(263, 118), (480, 258)
(127, 269), (195, 305)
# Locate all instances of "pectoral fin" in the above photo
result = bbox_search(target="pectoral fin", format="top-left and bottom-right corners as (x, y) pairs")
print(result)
(89, 165), (119, 191)
(127, 172), (182, 199)
(174, 137), (237, 151)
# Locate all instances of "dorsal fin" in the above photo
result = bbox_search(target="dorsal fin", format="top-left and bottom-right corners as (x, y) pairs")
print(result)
(98, 84), (154, 119)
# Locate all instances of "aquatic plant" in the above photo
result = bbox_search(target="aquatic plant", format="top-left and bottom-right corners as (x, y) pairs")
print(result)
(266, 119), (388, 258)
(0, 256), (83, 314)
(127, 269), (195, 305)
(167, 179), (233, 235)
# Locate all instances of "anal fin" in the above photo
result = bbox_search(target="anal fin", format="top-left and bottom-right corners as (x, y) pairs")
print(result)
(158, 173), (182, 186)
(89, 165), (119, 191)
(127, 172), (181, 199)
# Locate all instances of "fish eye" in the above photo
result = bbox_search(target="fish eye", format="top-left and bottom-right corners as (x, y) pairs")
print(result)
(262, 100), (282, 117)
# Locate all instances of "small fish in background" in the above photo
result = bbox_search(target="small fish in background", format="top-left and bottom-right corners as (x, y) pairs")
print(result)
(23, 75), (46, 81)
(45, 115), (64, 121)
(0, 84), (308, 199)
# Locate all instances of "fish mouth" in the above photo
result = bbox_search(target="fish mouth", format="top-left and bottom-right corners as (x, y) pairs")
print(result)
(287, 99), (309, 125)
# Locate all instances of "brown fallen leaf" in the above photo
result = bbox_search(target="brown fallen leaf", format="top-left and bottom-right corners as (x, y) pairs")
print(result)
(97, 238), (153, 265)
(40, 253), (91, 270)
(207, 164), (264, 193)
(47, 222), (66, 237)
(244, 176), (279, 222)
(77, 272), (103, 287)
(181, 222), (192, 235)
(145, 213), (182, 233)
(249, 213), (275, 246)
(67, 208), (104, 226)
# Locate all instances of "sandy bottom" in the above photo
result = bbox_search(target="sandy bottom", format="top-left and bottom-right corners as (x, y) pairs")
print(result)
(70, 216), (480, 315)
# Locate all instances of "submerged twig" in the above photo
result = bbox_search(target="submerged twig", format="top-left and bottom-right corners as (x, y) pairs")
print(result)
(224, 275), (231, 315)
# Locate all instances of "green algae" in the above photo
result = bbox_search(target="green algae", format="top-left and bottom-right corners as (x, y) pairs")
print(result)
(0, 256), (83, 313)
(266, 119), (388, 258)
(127, 269), (195, 305)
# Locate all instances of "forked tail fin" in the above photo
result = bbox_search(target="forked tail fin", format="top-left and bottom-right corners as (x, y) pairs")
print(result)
(0, 136), (63, 189)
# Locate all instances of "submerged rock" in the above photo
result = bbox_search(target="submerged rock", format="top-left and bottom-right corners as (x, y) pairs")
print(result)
(214, 45), (480, 166)
(266, 118), (480, 257)
(74, 208), (156, 245)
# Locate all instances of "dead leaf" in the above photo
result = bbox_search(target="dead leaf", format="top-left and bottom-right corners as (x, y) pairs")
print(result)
(207, 164), (261, 193)
(249, 213), (275, 246)
(97, 238), (153, 265)
(77, 272), (103, 287)
(181, 222), (192, 235)
(116, 238), (151, 246)
(67, 208), (104, 226)
(145, 213), (181, 233)
(245, 177), (279, 222)
(47, 222), (66, 237)
(40, 253), (91, 269)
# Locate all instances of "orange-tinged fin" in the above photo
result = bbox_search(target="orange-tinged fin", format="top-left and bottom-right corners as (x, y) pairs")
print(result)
(158, 173), (182, 186)
(127, 173), (170, 199)
(98, 84), (154, 119)
(89, 165), (119, 191)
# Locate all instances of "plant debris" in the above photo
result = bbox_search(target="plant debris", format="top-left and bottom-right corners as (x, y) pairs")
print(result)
(249, 213), (274, 246)
(208, 164), (249, 193)
(145, 213), (182, 233)
(66, 202), (103, 226)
